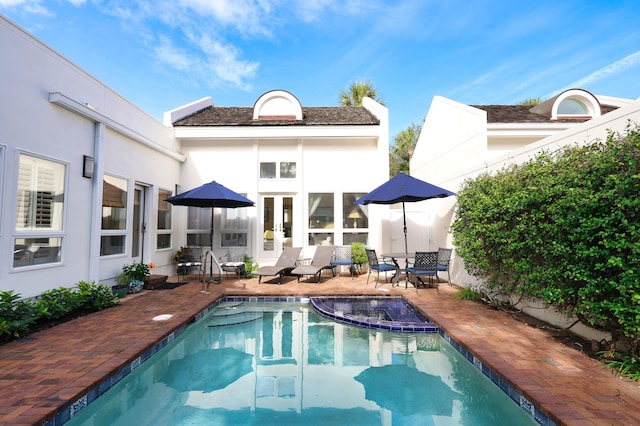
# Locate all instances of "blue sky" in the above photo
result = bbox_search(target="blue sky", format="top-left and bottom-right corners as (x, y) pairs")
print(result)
(2, 0), (640, 138)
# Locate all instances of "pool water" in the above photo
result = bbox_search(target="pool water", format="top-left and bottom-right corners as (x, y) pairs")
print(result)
(68, 300), (537, 425)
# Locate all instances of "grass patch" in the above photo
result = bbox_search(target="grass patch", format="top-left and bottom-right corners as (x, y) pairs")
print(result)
(453, 287), (481, 301)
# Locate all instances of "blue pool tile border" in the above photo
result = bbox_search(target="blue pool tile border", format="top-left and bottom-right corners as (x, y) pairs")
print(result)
(310, 296), (439, 332)
(438, 329), (556, 426)
(49, 295), (555, 426)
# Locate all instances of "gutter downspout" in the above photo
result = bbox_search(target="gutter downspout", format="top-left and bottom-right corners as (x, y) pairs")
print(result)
(88, 123), (105, 282)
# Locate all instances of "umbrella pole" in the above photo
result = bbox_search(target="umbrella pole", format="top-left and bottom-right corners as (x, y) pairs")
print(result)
(403, 201), (409, 287)
(205, 208), (222, 287)
(202, 208), (216, 293)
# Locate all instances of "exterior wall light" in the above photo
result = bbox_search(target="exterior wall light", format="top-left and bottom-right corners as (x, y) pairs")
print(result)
(83, 155), (95, 178)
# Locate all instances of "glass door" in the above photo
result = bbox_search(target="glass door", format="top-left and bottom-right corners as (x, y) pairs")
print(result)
(132, 185), (146, 261)
(260, 195), (294, 258)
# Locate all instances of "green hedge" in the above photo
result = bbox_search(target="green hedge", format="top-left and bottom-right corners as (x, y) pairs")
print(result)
(452, 122), (640, 354)
(0, 281), (119, 344)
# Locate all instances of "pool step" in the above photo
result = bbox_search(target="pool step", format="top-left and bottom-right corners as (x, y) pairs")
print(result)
(207, 304), (264, 327)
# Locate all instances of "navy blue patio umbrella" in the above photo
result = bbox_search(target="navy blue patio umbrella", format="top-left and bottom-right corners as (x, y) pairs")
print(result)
(355, 173), (454, 270)
(166, 181), (254, 282)
(166, 180), (254, 251)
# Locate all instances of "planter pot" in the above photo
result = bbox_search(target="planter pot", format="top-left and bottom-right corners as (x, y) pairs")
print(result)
(144, 274), (168, 289)
(112, 285), (128, 299)
(354, 264), (368, 275)
(128, 280), (144, 294)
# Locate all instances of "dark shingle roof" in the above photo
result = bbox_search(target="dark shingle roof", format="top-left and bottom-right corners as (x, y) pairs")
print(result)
(173, 106), (380, 127)
(472, 104), (619, 124)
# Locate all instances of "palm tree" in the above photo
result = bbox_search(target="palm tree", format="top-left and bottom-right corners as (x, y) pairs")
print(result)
(339, 80), (385, 106)
(390, 122), (422, 177)
(520, 97), (543, 106)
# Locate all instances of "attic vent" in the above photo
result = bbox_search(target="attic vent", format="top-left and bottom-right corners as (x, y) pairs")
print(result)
(253, 90), (303, 121)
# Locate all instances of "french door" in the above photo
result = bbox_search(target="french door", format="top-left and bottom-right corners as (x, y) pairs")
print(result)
(132, 185), (146, 261)
(260, 195), (294, 258)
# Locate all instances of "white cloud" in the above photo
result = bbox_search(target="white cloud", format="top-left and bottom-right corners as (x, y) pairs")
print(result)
(0, 0), (31, 6)
(187, 31), (259, 89)
(152, 30), (259, 90)
(570, 51), (640, 87)
(548, 50), (640, 98)
(0, 0), (51, 15)
(154, 36), (192, 71)
(177, 0), (275, 35)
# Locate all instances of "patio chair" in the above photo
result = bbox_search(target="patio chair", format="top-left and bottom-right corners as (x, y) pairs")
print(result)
(365, 249), (398, 287)
(330, 245), (354, 279)
(406, 251), (439, 291)
(291, 245), (336, 283)
(220, 253), (246, 279)
(176, 253), (203, 283)
(437, 247), (453, 285)
(255, 247), (302, 283)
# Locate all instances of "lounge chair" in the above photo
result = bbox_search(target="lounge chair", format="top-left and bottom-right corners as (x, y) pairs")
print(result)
(330, 245), (354, 279)
(255, 247), (302, 283)
(406, 251), (439, 291)
(365, 249), (398, 287)
(291, 245), (335, 283)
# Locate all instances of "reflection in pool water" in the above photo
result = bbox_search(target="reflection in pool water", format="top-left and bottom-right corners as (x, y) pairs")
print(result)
(67, 300), (537, 426)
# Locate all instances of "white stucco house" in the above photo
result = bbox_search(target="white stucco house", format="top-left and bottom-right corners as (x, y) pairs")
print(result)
(166, 90), (388, 267)
(0, 16), (389, 299)
(410, 89), (640, 286)
(407, 88), (640, 337)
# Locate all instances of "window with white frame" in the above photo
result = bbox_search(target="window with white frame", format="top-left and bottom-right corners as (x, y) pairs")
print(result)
(221, 205), (249, 247)
(260, 161), (297, 179)
(13, 154), (65, 267)
(157, 188), (172, 249)
(187, 206), (212, 248)
(343, 192), (368, 245)
(309, 193), (333, 246)
(100, 174), (127, 256)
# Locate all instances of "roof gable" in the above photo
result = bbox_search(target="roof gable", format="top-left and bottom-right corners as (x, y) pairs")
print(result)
(173, 105), (380, 127)
(473, 88), (620, 124)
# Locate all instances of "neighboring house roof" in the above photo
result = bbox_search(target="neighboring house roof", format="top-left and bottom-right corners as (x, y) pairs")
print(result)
(173, 106), (380, 127)
(472, 104), (619, 124)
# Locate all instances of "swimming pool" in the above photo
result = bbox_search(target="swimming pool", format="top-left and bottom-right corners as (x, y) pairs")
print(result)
(65, 298), (540, 425)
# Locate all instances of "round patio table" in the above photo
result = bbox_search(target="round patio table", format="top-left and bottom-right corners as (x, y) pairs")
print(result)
(382, 252), (414, 287)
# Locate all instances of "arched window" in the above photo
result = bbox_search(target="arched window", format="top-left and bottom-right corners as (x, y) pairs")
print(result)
(550, 89), (600, 120)
(557, 98), (589, 115)
(253, 90), (303, 120)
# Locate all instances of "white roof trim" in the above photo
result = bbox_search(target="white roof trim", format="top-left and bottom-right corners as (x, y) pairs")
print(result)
(163, 97), (213, 126)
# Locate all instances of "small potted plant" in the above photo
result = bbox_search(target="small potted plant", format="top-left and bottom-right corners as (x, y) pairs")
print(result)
(351, 242), (368, 274)
(113, 273), (130, 298)
(120, 261), (151, 294)
(173, 246), (193, 264)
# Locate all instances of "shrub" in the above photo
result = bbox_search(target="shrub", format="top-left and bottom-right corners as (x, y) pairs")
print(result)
(351, 242), (367, 265)
(243, 255), (258, 278)
(452, 122), (640, 355)
(76, 281), (120, 310)
(0, 281), (119, 344)
(454, 287), (481, 301)
(121, 261), (151, 281)
(39, 287), (82, 320)
(610, 358), (640, 382)
(0, 291), (40, 342)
